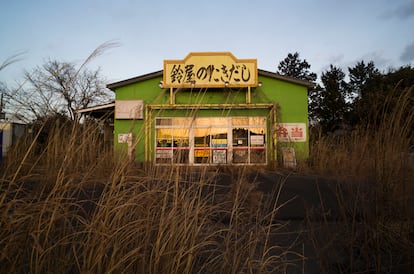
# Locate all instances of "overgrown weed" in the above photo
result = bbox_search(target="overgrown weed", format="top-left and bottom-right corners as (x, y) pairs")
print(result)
(2, 86), (413, 273)
(0, 120), (292, 273)
(306, 86), (414, 273)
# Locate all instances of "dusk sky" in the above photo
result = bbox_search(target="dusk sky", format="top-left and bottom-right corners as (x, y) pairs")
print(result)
(1, 0), (414, 87)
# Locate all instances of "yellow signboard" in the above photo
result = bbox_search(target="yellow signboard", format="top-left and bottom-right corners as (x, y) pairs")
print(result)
(163, 52), (258, 88)
(194, 149), (210, 157)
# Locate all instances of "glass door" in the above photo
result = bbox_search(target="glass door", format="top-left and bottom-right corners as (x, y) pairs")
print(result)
(211, 128), (228, 164)
(155, 116), (266, 165)
(194, 127), (210, 163)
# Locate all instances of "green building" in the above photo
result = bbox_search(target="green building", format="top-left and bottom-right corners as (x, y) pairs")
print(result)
(107, 52), (313, 166)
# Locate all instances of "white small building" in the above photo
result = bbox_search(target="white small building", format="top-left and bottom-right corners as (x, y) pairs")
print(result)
(0, 122), (26, 159)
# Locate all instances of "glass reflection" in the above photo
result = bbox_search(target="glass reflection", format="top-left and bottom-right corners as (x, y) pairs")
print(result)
(232, 117), (249, 126)
(250, 117), (266, 126)
(156, 118), (172, 126)
(195, 117), (228, 127)
(155, 116), (267, 165)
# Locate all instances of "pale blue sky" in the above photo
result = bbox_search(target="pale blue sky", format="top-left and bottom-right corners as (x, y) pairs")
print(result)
(1, 0), (413, 86)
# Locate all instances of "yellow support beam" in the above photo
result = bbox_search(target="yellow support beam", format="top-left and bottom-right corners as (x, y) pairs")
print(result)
(147, 103), (273, 110)
(246, 86), (251, 104)
(169, 87), (174, 104)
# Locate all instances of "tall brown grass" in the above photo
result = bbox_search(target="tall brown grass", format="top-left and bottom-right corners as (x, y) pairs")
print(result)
(306, 86), (414, 273)
(0, 118), (294, 273)
(1, 86), (413, 273)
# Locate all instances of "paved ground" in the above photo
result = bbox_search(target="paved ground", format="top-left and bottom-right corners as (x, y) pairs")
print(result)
(207, 170), (412, 273)
(78, 168), (411, 273)
(208, 171), (347, 273)
(208, 170), (343, 220)
(254, 172), (342, 220)
(255, 172), (348, 273)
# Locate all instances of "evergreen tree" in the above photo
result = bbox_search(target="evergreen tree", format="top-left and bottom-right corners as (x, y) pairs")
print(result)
(277, 52), (319, 126)
(310, 65), (349, 132)
(348, 61), (382, 124)
(348, 61), (381, 99)
(277, 52), (317, 82)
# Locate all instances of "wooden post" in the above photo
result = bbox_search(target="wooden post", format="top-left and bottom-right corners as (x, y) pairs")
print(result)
(246, 86), (251, 104)
(170, 88), (174, 104)
(127, 132), (135, 162)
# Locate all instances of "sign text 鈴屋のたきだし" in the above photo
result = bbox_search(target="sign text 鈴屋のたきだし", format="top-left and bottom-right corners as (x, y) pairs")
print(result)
(163, 52), (258, 88)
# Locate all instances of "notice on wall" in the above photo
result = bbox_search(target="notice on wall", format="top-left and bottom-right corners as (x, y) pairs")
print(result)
(115, 100), (144, 119)
(163, 52), (258, 88)
(276, 123), (307, 142)
(118, 133), (129, 143)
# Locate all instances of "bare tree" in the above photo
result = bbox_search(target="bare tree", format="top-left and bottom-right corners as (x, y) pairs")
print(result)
(3, 41), (118, 122)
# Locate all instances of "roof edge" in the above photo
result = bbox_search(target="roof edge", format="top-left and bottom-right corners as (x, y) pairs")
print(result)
(107, 69), (315, 90)
(107, 70), (163, 90)
(258, 69), (315, 88)
(75, 102), (115, 114)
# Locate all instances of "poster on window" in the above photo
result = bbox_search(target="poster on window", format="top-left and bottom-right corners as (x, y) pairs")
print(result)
(194, 149), (210, 158)
(212, 139), (227, 147)
(250, 135), (264, 145)
(213, 150), (227, 164)
(156, 149), (173, 159)
(276, 123), (307, 142)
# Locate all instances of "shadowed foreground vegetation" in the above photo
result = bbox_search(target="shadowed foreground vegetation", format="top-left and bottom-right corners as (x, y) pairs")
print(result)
(303, 86), (414, 273)
(1, 87), (413, 273)
(0, 122), (299, 273)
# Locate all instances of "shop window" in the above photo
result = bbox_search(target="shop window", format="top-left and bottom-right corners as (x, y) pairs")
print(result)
(250, 117), (266, 127)
(250, 149), (266, 163)
(233, 127), (249, 163)
(155, 116), (266, 165)
(155, 120), (189, 164)
(211, 128), (227, 164)
(173, 128), (189, 164)
(232, 117), (249, 126)
(156, 118), (172, 126)
(250, 127), (266, 163)
(194, 128), (210, 163)
(173, 117), (192, 126)
(173, 149), (189, 163)
(156, 128), (173, 164)
(232, 125), (266, 164)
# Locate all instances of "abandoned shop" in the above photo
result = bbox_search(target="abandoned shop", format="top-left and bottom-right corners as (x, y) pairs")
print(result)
(106, 52), (313, 166)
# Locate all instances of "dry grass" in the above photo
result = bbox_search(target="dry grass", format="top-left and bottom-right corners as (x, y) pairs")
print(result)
(1, 86), (413, 273)
(0, 119), (294, 273)
(305, 86), (414, 273)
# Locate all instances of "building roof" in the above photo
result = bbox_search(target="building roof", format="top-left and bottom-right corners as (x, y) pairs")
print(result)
(106, 69), (315, 90)
(75, 102), (115, 119)
(107, 71), (163, 90)
(257, 69), (315, 88)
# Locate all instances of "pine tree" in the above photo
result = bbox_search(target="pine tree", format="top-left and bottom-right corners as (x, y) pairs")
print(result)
(277, 52), (317, 82)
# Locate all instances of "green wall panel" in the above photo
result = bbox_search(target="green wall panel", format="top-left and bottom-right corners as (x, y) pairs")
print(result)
(113, 72), (310, 163)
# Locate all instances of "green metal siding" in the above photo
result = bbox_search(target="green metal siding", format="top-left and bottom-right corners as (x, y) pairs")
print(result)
(258, 76), (309, 159)
(113, 73), (309, 163)
(114, 76), (164, 160)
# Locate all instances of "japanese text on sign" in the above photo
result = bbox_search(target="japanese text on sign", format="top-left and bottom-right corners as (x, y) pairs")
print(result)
(164, 52), (258, 88)
(276, 123), (307, 142)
